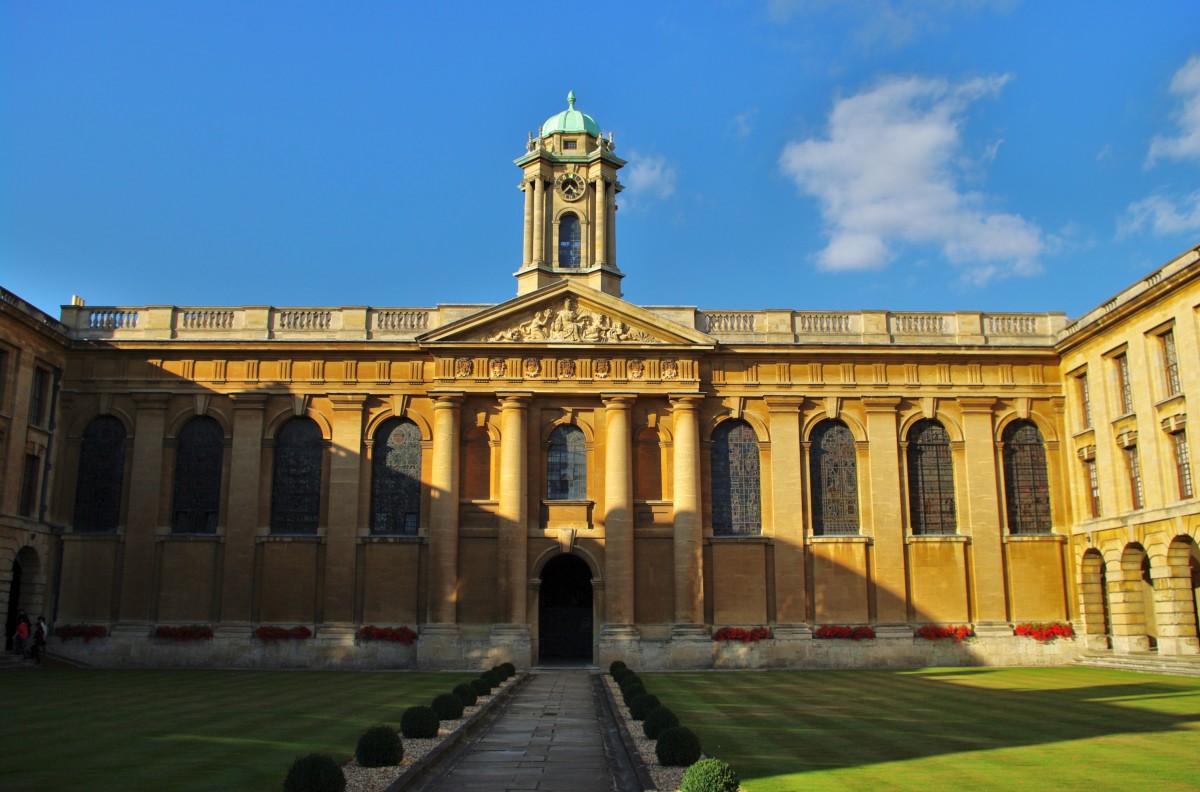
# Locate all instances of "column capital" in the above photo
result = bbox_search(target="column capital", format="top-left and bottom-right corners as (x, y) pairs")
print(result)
(764, 395), (806, 412)
(669, 393), (705, 411)
(432, 392), (465, 408)
(863, 395), (903, 412)
(497, 392), (533, 410)
(328, 393), (369, 410)
(131, 391), (172, 409)
(601, 393), (637, 409)
(958, 396), (998, 413)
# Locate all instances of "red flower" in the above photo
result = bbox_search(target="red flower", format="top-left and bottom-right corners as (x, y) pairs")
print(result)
(916, 625), (974, 643)
(814, 625), (875, 640)
(358, 625), (418, 644)
(155, 625), (214, 641)
(56, 624), (108, 643)
(255, 625), (311, 642)
(1013, 622), (1074, 642)
(712, 626), (772, 643)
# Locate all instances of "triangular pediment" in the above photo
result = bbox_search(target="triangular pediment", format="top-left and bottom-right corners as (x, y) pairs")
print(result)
(418, 282), (715, 348)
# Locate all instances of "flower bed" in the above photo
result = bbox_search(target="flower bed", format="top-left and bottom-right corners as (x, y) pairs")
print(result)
(915, 625), (974, 643)
(55, 624), (107, 643)
(358, 625), (418, 644)
(255, 625), (312, 642)
(1014, 622), (1075, 642)
(154, 625), (214, 641)
(814, 624), (875, 640)
(712, 626), (772, 643)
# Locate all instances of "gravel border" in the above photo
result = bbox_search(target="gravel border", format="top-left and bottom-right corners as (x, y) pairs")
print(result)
(602, 675), (688, 792)
(338, 675), (526, 792)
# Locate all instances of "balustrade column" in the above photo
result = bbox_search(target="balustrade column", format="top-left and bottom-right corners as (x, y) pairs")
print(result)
(532, 178), (545, 266)
(670, 395), (704, 628)
(497, 394), (531, 625)
(115, 392), (170, 630)
(602, 394), (635, 628)
(428, 393), (463, 627)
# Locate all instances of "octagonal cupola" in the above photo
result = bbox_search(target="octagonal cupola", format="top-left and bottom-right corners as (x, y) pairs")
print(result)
(514, 92), (626, 297)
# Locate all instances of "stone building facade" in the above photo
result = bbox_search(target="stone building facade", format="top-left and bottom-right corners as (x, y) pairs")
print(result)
(3, 96), (1198, 669)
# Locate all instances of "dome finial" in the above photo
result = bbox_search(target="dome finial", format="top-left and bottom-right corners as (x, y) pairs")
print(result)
(567, 90), (576, 110)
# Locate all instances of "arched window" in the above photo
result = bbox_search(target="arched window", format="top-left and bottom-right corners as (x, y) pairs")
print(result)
(270, 417), (323, 534)
(460, 425), (492, 501)
(547, 425), (586, 500)
(1002, 419), (1051, 534)
(558, 213), (581, 268)
(810, 420), (859, 536)
(907, 419), (956, 535)
(634, 427), (663, 501)
(72, 415), (126, 532)
(370, 418), (422, 535)
(171, 416), (223, 533)
(711, 419), (761, 535)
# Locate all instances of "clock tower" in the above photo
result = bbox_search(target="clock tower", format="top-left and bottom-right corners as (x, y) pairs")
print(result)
(514, 92), (626, 297)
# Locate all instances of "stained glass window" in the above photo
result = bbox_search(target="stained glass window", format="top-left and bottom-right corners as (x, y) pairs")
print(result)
(558, 213), (581, 268)
(72, 415), (126, 532)
(547, 425), (587, 500)
(270, 418), (323, 534)
(1001, 420), (1052, 534)
(811, 420), (859, 536)
(711, 420), (761, 535)
(371, 419), (422, 534)
(171, 416), (223, 533)
(907, 419), (956, 535)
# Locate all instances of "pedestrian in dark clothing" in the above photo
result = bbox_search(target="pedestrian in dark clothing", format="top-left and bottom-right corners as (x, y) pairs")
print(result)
(32, 616), (47, 665)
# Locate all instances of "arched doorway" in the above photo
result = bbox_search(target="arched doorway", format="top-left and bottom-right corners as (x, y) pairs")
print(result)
(1079, 549), (1112, 650)
(4, 556), (22, 652)
(538, 554), (593, 664)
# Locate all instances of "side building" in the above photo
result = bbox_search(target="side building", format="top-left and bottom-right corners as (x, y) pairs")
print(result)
(2, 96), (1197, 669)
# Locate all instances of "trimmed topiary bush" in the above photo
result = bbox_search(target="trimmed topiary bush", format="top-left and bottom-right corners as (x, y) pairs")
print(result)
(612, 666), (633, 684)
(431, 692), (465, 720)
(628, 692), (661, 721)
(621, 683), (646, 706)
(499, 661), (516, 677)
(680, 757), (740, 792)
(617, 671), (641, 689)
(609, 660), (628, 676)
(400, 705), (440, 739)
(643, 705), (680, 740)
(470, 677), (493, 696)
(656, 725), (702, 767)
(355, 726), (402, 768)
(482, 668), (505, 688)
(283, 753), (346, 792)
(453, 683), (478, 707)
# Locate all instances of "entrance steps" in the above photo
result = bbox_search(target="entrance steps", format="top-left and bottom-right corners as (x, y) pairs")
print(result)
(0, 652), (37, 670)
(1074, 651), (1200, 677)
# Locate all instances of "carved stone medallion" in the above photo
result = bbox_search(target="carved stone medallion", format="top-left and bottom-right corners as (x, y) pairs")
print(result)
(661, 359), (679, 380)
(594, 359), (611, 379)
(454, 357), (473, 378)
(523, 357), (541, 378)
(557, 359), (576, 378)
(628, 359), (645, 379)
(489, 357), (506, 378)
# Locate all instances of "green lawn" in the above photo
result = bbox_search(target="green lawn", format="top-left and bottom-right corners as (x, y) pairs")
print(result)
(641, 667), (1200, 791)
(0, 667), (473, 791)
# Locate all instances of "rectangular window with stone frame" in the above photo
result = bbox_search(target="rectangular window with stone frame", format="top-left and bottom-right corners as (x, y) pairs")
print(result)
(1159, 328), (1181, 398)
(1085, 458), (1102, 518)
(1113, 353), (1133, 415)
(1124, 445), (1144, 510)
(1171, 430), (1193, 500)
(1077, 372), (1093, 430)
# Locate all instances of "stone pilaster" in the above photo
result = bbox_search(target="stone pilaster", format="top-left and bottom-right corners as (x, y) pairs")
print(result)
(497, 393), (531, 627)
(427, 393), (462, 628)
(219, 393), (267, 632)
(522, 180), (534, 267)
(1151, 562), (1200, 655)
(959, 397), (1006, 627)
(863, 397), (907, 627)
(600, 394), (638, 648)
(669, 396), (705, 649)
(766, 396), (807, 626)
(323, 394), (366, 632)
(594, 178), (607, 267)
(115, 392), (171, 631)
(1107, 555), (1152, 653)
(532, 179), (545, 266)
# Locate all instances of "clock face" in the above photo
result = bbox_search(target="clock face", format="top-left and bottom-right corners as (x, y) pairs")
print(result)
(556, 173), (586, 202)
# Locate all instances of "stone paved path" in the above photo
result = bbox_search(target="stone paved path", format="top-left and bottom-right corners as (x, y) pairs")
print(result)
(421, 669), (619, 791)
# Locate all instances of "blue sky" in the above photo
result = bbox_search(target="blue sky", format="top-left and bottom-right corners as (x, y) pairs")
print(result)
(3, 2), (1199, 319)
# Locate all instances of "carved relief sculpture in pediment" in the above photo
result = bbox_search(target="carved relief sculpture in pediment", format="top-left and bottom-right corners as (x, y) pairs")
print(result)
(484, 298), (657, 344)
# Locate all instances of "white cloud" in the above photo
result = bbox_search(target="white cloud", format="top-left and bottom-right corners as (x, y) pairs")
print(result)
(1147, 54), (1200, 167)
(1119, 191), (1200, 237)
(623, 152), (677, 206)
(730, 110), (757, 140)
(779, 74), (1044, 280)
(767, 0), (1017, 49)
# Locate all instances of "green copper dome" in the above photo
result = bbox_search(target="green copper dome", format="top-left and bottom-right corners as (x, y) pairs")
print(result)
(541, 91), (601, 138)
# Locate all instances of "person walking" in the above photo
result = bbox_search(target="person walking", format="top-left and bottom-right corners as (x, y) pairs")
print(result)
(12, 611), (30, 659)
(31, 616), (47, 665)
